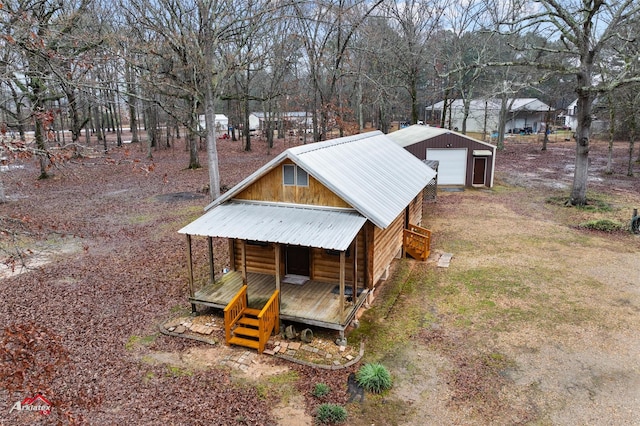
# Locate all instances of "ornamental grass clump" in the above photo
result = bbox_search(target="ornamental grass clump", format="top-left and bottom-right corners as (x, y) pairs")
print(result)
(312, 382), (331, 398)
(356, 363), (392, 393)
(315, 403), (347, 424)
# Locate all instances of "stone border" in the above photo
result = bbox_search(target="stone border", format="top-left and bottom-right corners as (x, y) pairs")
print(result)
(272, 340), (365, 370)
(157, 319), (220, 346)
(157, 319), (365, 370)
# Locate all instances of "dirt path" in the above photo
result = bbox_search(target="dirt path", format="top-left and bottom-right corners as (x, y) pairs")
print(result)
(347, 139), (640, 425)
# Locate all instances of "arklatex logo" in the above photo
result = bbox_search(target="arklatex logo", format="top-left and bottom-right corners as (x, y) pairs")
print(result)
(9, 393), (52, 416)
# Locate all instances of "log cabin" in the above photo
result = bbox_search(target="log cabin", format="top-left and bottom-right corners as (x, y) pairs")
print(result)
(178, 131), (436, 353)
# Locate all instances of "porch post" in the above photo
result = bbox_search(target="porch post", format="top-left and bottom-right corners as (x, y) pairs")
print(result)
(365, 223), (373, 288)
(274, 243), (281, 307)
(186, 234), (196, 313)
(240, 239), (247, 285)
(351, 237), (357, 302)
(207, 236), (214, 284)
(339, 250), (346, 317)
(228, 239), (236, 271)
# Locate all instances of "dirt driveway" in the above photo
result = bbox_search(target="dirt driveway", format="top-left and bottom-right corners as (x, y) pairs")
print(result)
(346, 138), (640, 425)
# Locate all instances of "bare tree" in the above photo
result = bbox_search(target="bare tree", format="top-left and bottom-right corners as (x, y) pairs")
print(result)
(293, 0), (384, 141)
(491, 0), (640, 205)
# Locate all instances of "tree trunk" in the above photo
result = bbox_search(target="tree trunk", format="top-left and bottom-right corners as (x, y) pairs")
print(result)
(496, 96), (508, 151)
(628, 112), (636, 177)
(410, 73), (419, 125)
(205, 82), (221, 200)
(605, 93), (615, 175)
(542, 108), (551, 151)
(126, 64), (140, 144)
(570, 90), (593, 206)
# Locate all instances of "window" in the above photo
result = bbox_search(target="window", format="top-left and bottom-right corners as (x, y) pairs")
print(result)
(283, 164), (308, 187)
(296, 166), (308, 186)
(283, 164), (295, 186)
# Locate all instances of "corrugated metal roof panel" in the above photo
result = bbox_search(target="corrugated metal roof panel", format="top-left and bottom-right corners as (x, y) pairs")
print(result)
(387, 125), (496, 150)
(288, 131), (436, 228)
(205, 131), (436, 229)
(387, 125), (449, 147)
(178, 201), (366, 251)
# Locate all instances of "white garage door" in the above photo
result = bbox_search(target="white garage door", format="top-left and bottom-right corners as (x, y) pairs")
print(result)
(426, 148), (467, 185)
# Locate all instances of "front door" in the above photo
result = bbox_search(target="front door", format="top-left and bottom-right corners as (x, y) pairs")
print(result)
(285, 245), (310, 276)
(472, 157), (487, 186)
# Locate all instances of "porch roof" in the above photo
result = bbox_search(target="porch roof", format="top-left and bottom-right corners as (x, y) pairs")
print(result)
(178, 201), (366, 251)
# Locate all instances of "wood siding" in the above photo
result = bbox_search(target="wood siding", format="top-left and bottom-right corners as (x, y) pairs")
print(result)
(371, 212), (405, 285)
(403, 134), (494, 187)
(234, 159), (351, 207)
(232, 231), (366, 284)
(311, 232), (365, 284)
(408, 192), (423, 226)
(233, 242), (276, 274)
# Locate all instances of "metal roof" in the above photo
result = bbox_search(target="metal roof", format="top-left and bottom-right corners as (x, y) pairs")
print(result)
(387, 125), (496, 150)
(426, 98), (551, 113)
(178, 201), (367, 250)
(205, 131), (436, 229)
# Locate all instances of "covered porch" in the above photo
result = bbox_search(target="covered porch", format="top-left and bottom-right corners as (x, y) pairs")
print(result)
(190, 270), (369, 332)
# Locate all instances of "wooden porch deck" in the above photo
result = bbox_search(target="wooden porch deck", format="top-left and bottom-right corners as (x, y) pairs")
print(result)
(190, 271), (369, 331)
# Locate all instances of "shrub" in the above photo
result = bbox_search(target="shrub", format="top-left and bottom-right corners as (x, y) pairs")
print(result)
(356, 363), (392, 393)
(579, 219), (624, 232)
(312, 382), (331, 398)
(315, 403), (347, 424)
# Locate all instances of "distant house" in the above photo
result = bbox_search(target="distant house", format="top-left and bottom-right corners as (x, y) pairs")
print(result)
(252, 111), (313, 134)
(248, 113), (260, 132)
(562, 99), (579, 131)
(198, 114), (229, 133)
(388, 125), (496, 187)
(178, 131), (436, 352)
(425, 98), (552, 134)
(560, 98), (608, 134)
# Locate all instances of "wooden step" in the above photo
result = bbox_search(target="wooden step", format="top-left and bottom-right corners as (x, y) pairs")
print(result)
(237, 316), (259, 327)
(233, 325), (260, 338)
(244, 308), (261, 317)
(228, 336), (259, 350)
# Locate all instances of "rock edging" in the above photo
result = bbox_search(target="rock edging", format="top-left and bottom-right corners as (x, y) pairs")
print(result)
(158, 317), (364, 370)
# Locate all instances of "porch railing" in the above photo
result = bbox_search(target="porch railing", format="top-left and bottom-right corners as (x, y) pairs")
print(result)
(403, 224), (431, 261)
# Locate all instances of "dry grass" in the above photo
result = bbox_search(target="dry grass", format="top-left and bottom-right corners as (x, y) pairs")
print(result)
(346, 165), (640, 425)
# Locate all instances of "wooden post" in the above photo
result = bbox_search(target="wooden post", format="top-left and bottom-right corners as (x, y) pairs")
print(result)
(365, 223), (373, 288)
(228, 239), (236, 271)
(274, 243), (281, 308)
(241, 239), (247, 285)
(186, 234), (196, 313)
(351, 237), (358, 302)
(340, 250), (346, 318)
(207, 236), (214, 284)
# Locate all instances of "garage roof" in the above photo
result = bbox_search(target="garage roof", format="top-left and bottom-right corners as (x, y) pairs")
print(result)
(387, 125), (496, 151)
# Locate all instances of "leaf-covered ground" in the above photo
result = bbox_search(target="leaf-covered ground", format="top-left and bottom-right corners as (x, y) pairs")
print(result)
(0, 131), (638, 425)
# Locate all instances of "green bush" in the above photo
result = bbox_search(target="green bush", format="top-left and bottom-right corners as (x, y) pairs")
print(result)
(356, 363), (392, 393)
(315, 403), (347, 424)
(579, 219), (624, 232)
(312, 382), (331, 398)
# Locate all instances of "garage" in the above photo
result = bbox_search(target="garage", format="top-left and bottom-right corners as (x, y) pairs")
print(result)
(387, 125), (496, 188)
(426, 148), (467, 185)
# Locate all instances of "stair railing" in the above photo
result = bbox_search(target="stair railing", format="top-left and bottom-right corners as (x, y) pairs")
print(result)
(257, 290), (280, 354)
(224, 286), (248, 345)
(403, 224), (432, 261)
